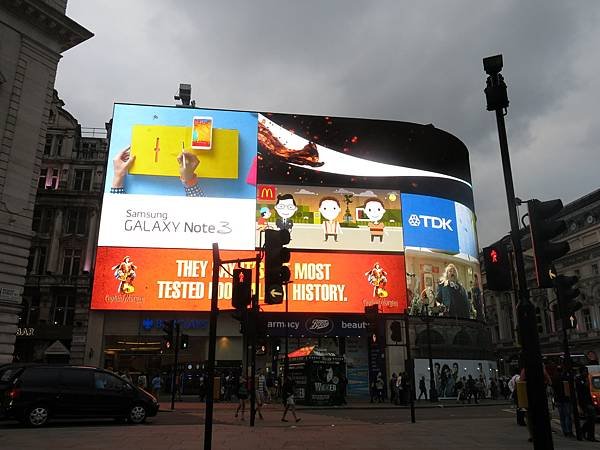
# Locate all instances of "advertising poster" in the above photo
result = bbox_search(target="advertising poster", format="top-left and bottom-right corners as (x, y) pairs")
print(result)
(401, 193), (482, 321)
(414, 358), (498, 399)
(256, 184), (402, 252)
(91, 248), (407, 313)
(97, 104), (258, 251)
(256, 113), (474, 209)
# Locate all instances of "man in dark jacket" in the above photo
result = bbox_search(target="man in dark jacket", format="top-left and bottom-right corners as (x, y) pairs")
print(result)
(552, 366), (574, 437)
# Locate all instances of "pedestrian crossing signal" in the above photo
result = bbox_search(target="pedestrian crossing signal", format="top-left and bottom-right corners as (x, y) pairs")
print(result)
(232, 268), (252, 309)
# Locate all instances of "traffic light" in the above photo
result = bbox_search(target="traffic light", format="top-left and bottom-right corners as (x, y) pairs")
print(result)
(180, 333), (189, 350)
(232, 268), (252, 309)
(555, 275), (582, 329)
(482, 243), (513, 291)
(264, 229), (291, 304)
(163, 319), (174, 350)
(528, 199), (570, 288)
(389, 321), (402, 343)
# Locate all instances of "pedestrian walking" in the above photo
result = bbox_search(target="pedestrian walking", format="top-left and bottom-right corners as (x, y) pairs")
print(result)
(466, 375), (477, 404)
(255, 369), (266, 420)
(576, 366), (597, 441)
(552, 366), (574, 438)
(151, 373), (162, 400)
(376, 372), (385, 403)
(389, 373), (398, 404)
(281, 375), (301, 423)
(339, 373), (348, 405)
(418, 376), (428, 401)
(235, 375), (249, 420)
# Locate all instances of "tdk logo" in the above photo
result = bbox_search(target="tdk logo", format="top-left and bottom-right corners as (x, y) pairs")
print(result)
(408, 214), (453, 231)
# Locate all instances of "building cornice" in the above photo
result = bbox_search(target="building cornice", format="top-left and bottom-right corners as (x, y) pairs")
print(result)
(3, 0), (93, 52)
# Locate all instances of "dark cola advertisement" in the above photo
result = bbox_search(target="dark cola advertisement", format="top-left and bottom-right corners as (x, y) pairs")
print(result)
(256, 112), (474, 209)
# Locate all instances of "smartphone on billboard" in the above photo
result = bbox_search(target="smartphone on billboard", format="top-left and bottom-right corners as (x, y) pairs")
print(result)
(191, 116), (213, 150)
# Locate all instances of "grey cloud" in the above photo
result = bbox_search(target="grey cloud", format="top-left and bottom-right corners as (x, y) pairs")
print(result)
(57, 0), (600, 248)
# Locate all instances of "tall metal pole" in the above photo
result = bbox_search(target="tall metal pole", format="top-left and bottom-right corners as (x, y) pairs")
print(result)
(250, 254), (260, 427)
(559, 295), (582, 440)
(170, 322), (180, 410)
(485, 56), (553, 449)
(204, 243), (220, 450)
(404, 311), (416, 423)
(284, 285), (289, 378)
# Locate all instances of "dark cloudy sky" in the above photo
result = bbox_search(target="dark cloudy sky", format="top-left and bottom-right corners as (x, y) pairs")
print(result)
(56, 0), (600, 247)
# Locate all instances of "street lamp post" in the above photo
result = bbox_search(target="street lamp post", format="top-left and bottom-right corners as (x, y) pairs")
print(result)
(421, 305), (438, 402)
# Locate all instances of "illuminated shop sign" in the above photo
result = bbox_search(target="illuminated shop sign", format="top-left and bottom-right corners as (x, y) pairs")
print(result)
(141, 318), (208, 331)
(262, 313), (369, 337)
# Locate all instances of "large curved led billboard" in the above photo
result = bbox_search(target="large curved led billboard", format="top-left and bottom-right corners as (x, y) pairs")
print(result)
(91, 104), (481, 319)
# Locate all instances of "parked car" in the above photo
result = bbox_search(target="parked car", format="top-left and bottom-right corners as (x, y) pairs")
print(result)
(0, 364), (159, 427)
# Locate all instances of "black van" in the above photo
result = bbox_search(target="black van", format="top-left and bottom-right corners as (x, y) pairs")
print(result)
(0, 364), (159, 427)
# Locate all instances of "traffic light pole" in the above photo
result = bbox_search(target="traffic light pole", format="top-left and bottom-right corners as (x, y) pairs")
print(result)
(493, 106), (553, 449)
(170, 323), (180, 410)
(404, 311), (416, 423)
(204, 243), (221, 450)
(250, 253), (261, 427)
(558, 288), (582, 440)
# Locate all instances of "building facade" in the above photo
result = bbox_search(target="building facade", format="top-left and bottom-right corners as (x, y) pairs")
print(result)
(14, 91), (107, 364)
(0, 0), (93, 364)
(483, 189), (600, 373)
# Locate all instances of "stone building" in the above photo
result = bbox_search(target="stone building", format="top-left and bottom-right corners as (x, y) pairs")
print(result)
(0, 0), (92, 363)
(14, 91), (107, 364)
(482, 189), (600, 373)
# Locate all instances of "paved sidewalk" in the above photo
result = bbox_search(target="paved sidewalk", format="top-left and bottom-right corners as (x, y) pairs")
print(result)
(167, 396), (512, 411)
(0, 403), (593, 450)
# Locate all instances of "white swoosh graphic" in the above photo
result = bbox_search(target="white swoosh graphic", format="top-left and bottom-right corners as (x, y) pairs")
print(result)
(258, 114), (472, 188)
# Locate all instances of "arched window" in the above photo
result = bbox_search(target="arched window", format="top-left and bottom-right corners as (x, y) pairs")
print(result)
(416, 329), (444, 345)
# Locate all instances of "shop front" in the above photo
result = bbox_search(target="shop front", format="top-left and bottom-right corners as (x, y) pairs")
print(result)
(85, 310), (243, 393)
(259, 313), (374, 399)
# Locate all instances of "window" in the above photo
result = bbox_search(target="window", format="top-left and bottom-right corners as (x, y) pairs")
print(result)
(593, 264), (599, 276)
(44, 135), (53, 155)
(60, 369), (92, 388)
(19, 368), (60, 388)
(19, 296), (40, 326)
(45, 168), (60, 190)
(55, 136), (63, 156)
(73, 169), (92, 191)
(583, 309), (593, 331)
(38, 167), (48, 189)
(94, 372), (125, 391)
(62, 248), (81, 276)
(27, 247), (47, 274)
(51, 295), (75, 326)
(65, 208), (87, 234)
(32, 207), (52, 234)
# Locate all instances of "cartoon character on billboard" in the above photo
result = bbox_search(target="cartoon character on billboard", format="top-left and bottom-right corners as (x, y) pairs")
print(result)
(111, 256), (137, 294)
(257, 206), (272, 231)
(319, 197), (342, 242)
(364, 198), (386, 242)
(274, 193), (297, 233)
(365, 262), (388, 298)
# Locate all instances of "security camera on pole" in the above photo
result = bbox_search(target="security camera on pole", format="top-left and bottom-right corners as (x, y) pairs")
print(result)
(483, 54), (553, 449)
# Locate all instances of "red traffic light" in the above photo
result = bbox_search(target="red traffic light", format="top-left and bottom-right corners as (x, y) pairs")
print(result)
(490, 249), (498, 263)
